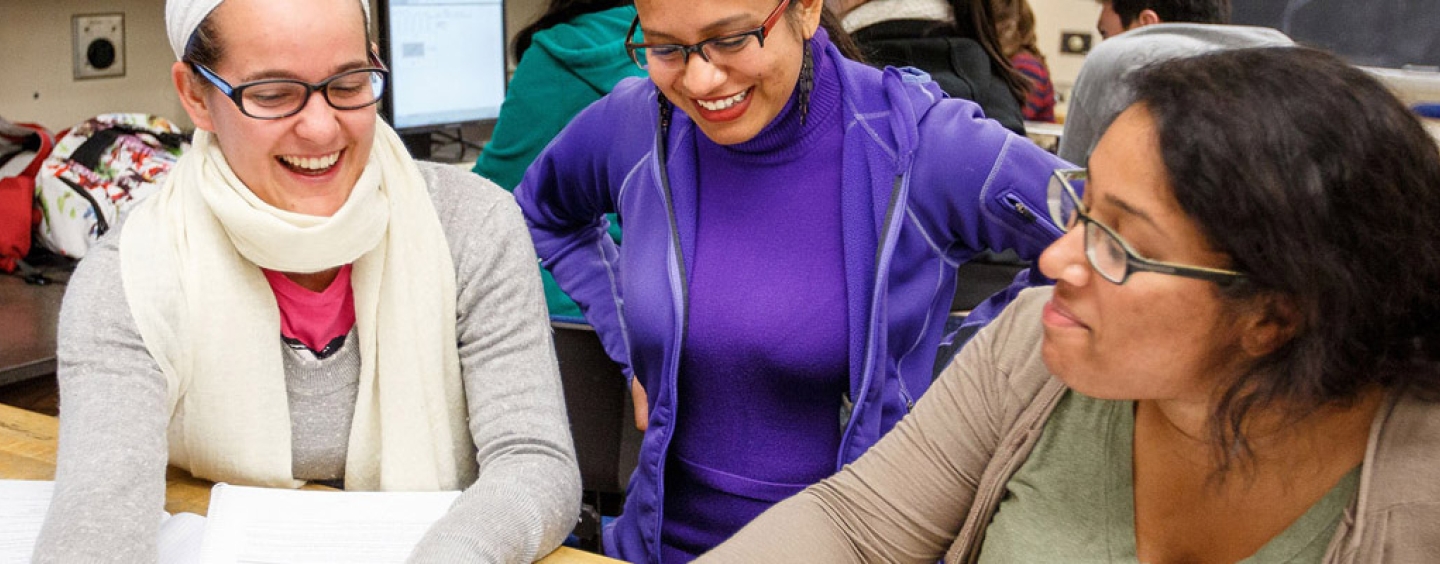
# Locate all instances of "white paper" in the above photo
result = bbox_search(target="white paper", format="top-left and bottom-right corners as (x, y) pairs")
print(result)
(198, 483), (461, 564)
(159, 512), (208, 564)
(0, 480), (54, 564)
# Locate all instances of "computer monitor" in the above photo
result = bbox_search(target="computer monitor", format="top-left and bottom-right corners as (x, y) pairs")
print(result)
(1231, 0), (1440, 71)
(1231, 2), (1440, 111)
(376, 0), (507, 159)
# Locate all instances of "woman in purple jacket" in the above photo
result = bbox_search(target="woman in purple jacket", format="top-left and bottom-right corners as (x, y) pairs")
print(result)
(514, 0), (1067, 561)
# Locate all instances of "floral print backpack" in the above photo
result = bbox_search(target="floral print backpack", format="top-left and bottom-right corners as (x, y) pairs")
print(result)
(34, 113), (189, 259)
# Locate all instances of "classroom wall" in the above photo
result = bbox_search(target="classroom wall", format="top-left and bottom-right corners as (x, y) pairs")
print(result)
(1, 0), (1429, 133)
(1027, 0), (1104, 120)
(0, 0), (185, 130)
(0, 0), (544, 132)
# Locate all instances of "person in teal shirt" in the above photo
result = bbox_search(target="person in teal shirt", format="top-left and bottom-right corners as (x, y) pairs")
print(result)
(474, 1), (641, 319)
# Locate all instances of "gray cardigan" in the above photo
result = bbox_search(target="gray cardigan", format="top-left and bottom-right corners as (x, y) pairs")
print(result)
(701, 287), (1440, 563)
(35, 162), (581, 563)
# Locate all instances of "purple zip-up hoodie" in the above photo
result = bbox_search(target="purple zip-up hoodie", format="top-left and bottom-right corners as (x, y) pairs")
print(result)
(516, 29), (1068, 563)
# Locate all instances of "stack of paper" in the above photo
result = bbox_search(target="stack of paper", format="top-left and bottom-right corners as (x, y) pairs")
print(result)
(0, 480), (461, 563)
(0, 480), (54, 564)
(0, 480), (205, 563)
(199, 484), (462, 563)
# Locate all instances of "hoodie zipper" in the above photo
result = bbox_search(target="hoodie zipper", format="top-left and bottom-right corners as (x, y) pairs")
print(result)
(889, 175), (916, 412)
(1003, 192), (1038, 223)
(651, 95), (687, 562)
(837, 173), (911, 468)
(1001, 190), (1068, 241)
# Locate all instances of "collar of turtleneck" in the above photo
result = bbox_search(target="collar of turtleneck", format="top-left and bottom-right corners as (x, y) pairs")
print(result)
(698, 28), (845, 164)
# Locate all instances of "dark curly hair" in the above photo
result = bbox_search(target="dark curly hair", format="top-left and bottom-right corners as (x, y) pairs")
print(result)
(1109, 0), (1229, 26)
(1127, 46), (1440, 473)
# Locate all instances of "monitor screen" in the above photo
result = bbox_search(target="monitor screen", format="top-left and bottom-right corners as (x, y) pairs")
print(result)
(1231, 0), (1440, 71)
(378, 0), (507, 132)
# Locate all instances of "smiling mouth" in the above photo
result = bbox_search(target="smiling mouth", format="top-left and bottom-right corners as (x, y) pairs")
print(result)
(277, 151), (342, 176)
(694, 88), (751, 112)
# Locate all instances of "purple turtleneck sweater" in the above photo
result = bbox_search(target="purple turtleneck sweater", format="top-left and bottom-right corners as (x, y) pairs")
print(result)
(661, 42), (848, 561)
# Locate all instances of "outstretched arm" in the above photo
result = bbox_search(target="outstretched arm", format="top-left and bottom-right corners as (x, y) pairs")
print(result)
(409, 171), (581, 563)
(34, 230), (171, 563)
(698, 291), (1045, 562)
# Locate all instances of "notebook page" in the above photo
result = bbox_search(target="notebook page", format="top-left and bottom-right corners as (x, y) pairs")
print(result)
(198, 483), (461, 564)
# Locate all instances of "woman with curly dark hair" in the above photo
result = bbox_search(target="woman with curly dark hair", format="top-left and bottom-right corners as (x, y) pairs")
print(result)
(704, 46), (1440, 563)
(473, 0), (642, 319)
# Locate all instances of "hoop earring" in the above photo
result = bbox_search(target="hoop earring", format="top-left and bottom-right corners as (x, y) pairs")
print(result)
(799, 39), (814, 126)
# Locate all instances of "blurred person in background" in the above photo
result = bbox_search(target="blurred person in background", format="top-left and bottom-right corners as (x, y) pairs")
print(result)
(1059, 0), (1290, 165)
(473, 0), (644, 320)
(835, 0), (1029, 134)
(992, 0), (1055, 122)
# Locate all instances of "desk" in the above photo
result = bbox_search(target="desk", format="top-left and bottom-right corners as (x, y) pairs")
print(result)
(0, 272), (66, 387)
(0, 403), (618, 563)
(1023, 120), (1063, 154)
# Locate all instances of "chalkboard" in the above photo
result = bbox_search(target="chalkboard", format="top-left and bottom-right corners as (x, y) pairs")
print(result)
(1232, 0), (1440, 70)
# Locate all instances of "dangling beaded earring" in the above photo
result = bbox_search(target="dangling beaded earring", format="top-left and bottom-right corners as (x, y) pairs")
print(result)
(798, 39), (814, 126)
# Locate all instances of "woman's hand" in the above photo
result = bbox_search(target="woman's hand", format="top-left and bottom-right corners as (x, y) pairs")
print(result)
(630, 378), (649, 431)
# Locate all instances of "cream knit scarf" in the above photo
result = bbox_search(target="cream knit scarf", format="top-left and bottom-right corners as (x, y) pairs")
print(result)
(120, 123), (476, 491)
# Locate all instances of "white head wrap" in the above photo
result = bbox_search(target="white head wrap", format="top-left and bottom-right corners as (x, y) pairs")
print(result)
(166, 0), (372, 61)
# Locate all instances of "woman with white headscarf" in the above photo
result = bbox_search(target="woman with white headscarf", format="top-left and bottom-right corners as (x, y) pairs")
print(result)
(32, 0), (580, 561)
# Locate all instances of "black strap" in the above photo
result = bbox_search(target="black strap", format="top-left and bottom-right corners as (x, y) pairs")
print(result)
(68, 128), (123, 170)
(12, 259), (53, 286)
(67, 124), (191, 171)
(56, 176), (110, 237)
(0, 148), (24, 170)
(0, 129), (43, 170)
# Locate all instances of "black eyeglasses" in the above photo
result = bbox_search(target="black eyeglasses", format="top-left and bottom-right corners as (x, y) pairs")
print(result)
(624, 0), (790, 71)
(1048, 168), (1246, 286)
(189, 54), (389, 120)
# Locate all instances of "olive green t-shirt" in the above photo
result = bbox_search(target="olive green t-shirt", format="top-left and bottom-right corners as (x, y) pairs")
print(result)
(978, 391), (1359, 563)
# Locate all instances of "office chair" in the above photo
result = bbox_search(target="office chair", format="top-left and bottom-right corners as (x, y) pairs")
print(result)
(551, 319), (642, 552)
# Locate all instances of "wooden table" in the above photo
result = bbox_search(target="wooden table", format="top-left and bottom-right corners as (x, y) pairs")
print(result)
(0, 403), (618, 563)
(0, 274), (66, 387)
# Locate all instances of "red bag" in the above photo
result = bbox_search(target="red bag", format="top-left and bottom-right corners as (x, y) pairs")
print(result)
(0, 122), (54, 273)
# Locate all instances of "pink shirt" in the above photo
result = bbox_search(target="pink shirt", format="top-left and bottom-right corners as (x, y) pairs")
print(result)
(263, 264), (356, 354)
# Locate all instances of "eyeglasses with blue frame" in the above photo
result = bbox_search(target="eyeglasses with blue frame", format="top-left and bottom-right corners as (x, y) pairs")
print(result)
(188, 53), (389, 120)
(1047, 168), (1246, 286)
